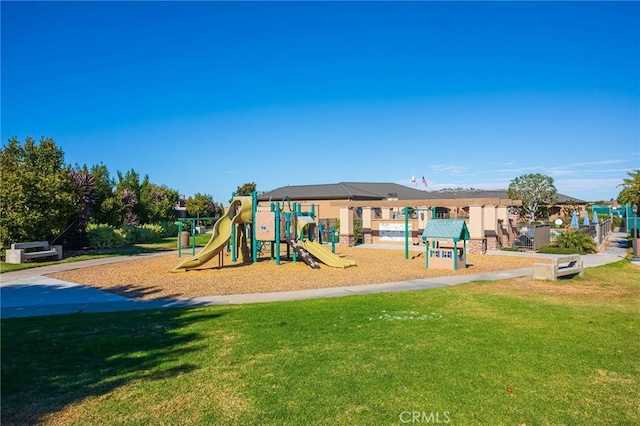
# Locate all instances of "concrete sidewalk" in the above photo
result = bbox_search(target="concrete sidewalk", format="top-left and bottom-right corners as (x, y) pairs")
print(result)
(1, 232), (636, 319)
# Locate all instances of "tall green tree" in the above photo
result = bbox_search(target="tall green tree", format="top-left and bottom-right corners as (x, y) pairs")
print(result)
(507, 173), (558, 223)
(0, 137), (75, 250)
(90, 163), (119, 225)
(88, 166), (181, 226)
(185, 193), (219, 219)
(235, 182), (257, 197)
(140, 182), (180, 223)
(617, 169), (640, 207)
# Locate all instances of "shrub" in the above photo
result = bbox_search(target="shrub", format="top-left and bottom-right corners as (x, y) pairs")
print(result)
(86, 224), (127, 249)
(86, 223), (164, 248)
(138, 224), (164, 242)
(142, 223), (164, 239)
(541, 229), (597, 254)
(157, 221), (180, 238)
(353, 219), (363, 244)
(117, 226), (136, 245)
(114, 228), (129, 244)
(120, 224), (163, 244)
(136, 227), (156, 243)
(537, 246), (582, 255)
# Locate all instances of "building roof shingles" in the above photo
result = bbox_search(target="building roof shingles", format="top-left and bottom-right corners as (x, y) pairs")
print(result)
(257, 182), (585, 204)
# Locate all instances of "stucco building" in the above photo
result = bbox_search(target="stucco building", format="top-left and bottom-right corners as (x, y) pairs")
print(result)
(257, 182), (586, 253)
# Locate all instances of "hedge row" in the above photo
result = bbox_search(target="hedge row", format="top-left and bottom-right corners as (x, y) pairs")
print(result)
(87, 222), (179, 249)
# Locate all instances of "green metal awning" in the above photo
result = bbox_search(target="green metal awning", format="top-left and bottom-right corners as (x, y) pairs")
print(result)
(421, 219), (470, 241)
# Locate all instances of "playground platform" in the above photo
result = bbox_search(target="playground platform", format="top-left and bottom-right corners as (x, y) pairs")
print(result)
(1, 232), (635, 319)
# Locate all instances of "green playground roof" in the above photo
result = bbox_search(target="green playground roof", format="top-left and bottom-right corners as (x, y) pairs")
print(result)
(421, 219), (470, 241)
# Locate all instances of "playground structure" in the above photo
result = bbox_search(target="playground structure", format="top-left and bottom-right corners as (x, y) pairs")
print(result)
(421, 219), (470, 270)
(176, 216), (219, 257)
(172, 193), (355, 272)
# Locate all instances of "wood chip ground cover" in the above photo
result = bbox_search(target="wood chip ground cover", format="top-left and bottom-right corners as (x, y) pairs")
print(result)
(47, 247), (545, 301)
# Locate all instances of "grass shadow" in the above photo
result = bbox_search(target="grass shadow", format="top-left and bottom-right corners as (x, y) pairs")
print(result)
(1, 308), (223, 425)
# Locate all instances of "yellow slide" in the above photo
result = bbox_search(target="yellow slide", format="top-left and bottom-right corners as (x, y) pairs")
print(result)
(172, 196), (253, 272)
(298, 239), (356, 268)
(296, 216), (356, 268)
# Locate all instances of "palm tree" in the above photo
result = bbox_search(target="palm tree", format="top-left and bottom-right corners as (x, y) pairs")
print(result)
(618, 169), (640, 207)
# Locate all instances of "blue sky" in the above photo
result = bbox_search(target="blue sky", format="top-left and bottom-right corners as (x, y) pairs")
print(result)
(2, 1), (638, 204)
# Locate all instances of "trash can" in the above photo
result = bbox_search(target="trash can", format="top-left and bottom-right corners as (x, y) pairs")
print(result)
(179, 231), (190, 248)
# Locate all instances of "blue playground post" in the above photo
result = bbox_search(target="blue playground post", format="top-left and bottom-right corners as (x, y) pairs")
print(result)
(403, 206), (436, 260)
(251, 191), (257, 263)
(404, 207), (410, 260)
(284, 212), (291, 259)
(275, 203), (281, 265)
(331, 226), (336, 253)
(291, 202), (298, 262)
(177, 219), (185, 257)
(177, 218), (197, 257)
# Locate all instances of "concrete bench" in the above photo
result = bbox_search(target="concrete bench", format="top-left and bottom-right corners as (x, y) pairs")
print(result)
(533, 254), (583, 281)
(5, 241), (63, 264)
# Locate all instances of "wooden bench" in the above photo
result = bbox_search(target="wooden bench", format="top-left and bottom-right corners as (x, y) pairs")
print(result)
(533, 254), (583, 281)
(5, 241), (63, 264)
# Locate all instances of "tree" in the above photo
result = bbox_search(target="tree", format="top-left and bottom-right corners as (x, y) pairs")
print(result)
(235, 182), (257, 197)
(90, 166), (179, 225)
(114, 169), (142, 225)
(55, 165), (98, 248)
(617, 169), (640, 207)
(140, 182), (180, 223)
(90, 163), (118, 225)
(186, 193), (219, 219)
(507, 173), (558, 223)
(120, 189), (139, 225)
(0, 137), (75, 250)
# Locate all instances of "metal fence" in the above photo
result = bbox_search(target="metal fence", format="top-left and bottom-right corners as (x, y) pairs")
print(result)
(574, 219), (612, 246)
(433, 212), (469, 220)
(512, 224), (551, 251)
(588, 218), (612, 246)
(513, 219), (613, 251)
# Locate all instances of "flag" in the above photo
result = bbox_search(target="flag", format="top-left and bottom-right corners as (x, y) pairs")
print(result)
(411, 175), (417, 186)
(422, 176), (428, 187)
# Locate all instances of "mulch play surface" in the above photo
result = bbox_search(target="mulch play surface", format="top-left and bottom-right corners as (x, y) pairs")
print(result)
(47, 246), (545, 301)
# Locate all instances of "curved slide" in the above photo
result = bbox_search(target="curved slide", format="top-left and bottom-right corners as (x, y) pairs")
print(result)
(172, 197), (252, 272)
(296, 216), (356, 268)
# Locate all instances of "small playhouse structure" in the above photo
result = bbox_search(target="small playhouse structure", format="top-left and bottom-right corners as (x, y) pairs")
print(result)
(421, 219), (470, 270)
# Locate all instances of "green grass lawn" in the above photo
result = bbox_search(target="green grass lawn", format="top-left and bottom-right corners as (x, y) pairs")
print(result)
(2, 261), (639, 425)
